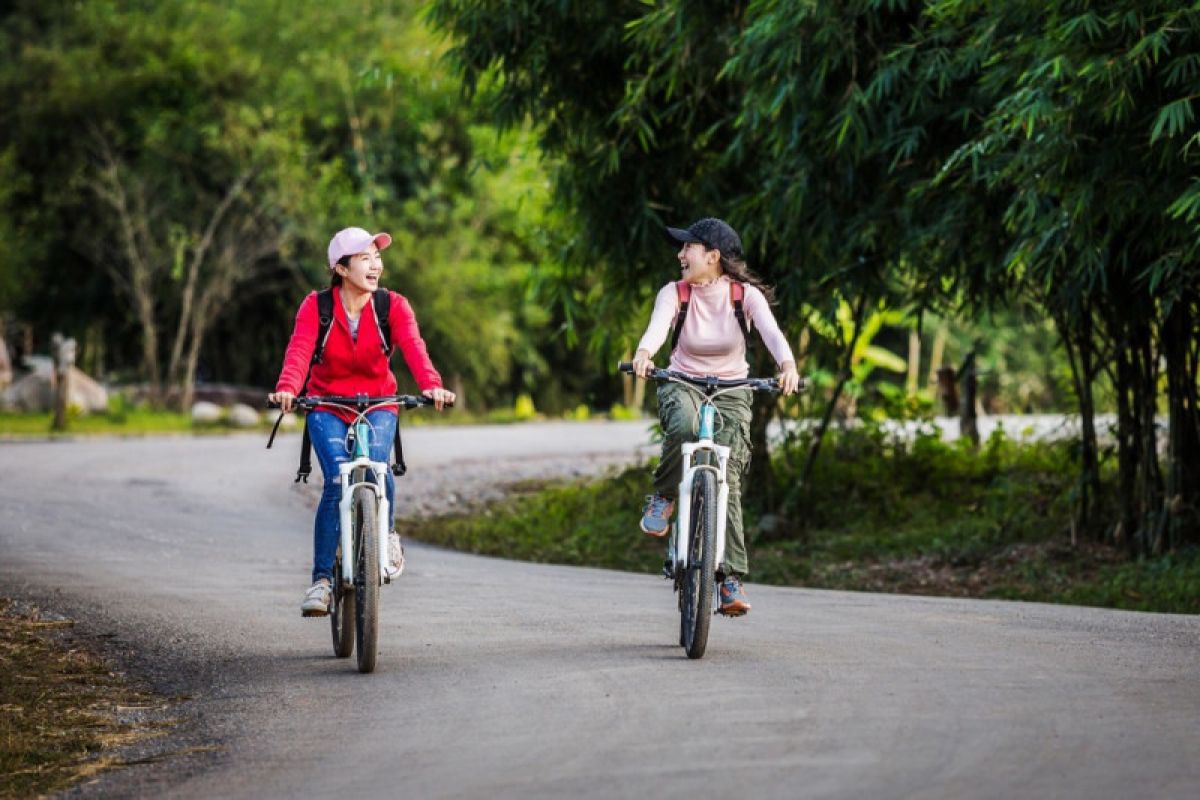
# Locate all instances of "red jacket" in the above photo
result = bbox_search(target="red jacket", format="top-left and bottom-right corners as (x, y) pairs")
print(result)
(275, 287), (442, 422)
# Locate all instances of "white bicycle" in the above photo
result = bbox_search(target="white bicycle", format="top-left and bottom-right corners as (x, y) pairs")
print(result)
(269, 393), (441, 673)
(620, 363), (787, 658)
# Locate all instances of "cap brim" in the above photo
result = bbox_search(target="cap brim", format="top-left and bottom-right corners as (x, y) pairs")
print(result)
(664, 226), (703, 247)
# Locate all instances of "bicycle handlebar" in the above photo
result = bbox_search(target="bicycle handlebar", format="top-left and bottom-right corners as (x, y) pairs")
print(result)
(266, 394), (452, 411)
(617, 362), (794, 393)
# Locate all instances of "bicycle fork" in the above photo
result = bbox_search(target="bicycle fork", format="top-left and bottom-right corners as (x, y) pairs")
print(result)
(671, 404), (731, 578)
(336, 465), (391, 587)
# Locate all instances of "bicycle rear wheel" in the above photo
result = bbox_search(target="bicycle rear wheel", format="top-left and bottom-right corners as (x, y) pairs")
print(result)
(680, 469), (718, 659)
(329, 547), (355, 658)
(353, 484), (380, 673)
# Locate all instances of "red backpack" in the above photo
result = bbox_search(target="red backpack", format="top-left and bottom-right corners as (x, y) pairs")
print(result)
(669, 280), (753, 351)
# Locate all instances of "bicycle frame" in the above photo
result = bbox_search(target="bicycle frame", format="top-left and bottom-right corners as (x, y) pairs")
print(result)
(269, 393), (438, 587)
(672, 401), (732, 575)
(615, 364), (787, 582)
(336, 416), (391, 588)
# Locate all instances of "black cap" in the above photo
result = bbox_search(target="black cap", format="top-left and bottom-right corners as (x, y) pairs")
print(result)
(664, 218), (744, 260)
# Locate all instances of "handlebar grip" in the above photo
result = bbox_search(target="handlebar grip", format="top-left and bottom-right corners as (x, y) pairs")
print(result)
(408, 395), (456, 409)
(617, 361), (634, 374)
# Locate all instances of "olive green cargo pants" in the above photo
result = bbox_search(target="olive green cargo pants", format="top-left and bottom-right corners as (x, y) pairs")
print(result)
(652, 381), (754, 577)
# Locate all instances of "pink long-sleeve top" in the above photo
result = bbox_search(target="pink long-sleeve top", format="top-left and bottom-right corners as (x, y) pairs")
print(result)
(275, 286), (442, 424)
(636, 275), (795, 379)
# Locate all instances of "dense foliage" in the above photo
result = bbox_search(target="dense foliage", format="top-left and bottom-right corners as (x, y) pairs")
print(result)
(408, 426), (1200, 614)
(430, 0), (1200, 551)
(1, 1), (1196, 554)
(0, 0), (575, 411)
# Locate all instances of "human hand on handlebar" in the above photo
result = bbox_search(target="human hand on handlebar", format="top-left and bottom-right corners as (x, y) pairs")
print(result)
(631, 349), (655, 379)
(422, 387), (456, 411)
(268, 391), (296, 413)
(777, 362), (801, 396)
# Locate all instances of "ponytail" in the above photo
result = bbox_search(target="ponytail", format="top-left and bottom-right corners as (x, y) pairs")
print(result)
(720, 254), (776, 304)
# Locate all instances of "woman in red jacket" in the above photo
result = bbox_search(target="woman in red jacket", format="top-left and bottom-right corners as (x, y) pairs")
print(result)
(269, 227), (455, 617)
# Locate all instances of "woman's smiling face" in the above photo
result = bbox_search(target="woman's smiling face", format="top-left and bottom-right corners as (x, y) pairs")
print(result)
(677, 241), (721, 284)
(337, 246), (383, 293)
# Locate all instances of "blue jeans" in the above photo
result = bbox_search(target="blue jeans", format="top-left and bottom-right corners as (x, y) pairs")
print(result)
(307, 410), (397, 583)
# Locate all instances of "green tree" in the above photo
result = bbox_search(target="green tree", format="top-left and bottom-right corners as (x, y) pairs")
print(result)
(910, 1), (1200, 551)
(0, 0), (565, 411)
(430, 0), (1199, 549)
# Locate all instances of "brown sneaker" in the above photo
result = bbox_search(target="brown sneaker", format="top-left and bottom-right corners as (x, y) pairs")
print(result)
(640, 495), (675, 537)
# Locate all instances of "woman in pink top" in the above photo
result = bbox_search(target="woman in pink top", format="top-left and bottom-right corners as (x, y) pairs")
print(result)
(632, 218), (800, 616)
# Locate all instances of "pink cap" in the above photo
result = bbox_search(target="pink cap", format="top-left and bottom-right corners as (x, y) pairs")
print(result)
(327, 227), (393, 270)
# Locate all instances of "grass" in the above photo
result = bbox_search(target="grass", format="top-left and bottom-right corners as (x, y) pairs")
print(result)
(407, 425), (1200, 615)
(0, 404), (642, 437)
(0, 599), (171, 798)
(0, 409), (198, 436)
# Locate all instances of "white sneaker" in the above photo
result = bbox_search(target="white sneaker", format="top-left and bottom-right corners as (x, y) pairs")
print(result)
(301, 579), (331, 617)
(385, 531), (405, 578)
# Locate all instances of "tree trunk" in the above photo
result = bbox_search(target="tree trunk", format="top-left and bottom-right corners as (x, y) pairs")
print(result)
(1133, 319), (1164, 555)
(958, 350), (979, 448)
(799, 291), (869, 487)
(452, 372), (467, 412)
(745, 345), (778, 511)
(927, 324), (948, 387)
(1162, 298), (1200, 547)
(1114, 337), (1140, 556)
(89, 132), (165, 406)
(1056, 308), (1101, 539)
(906, 329), (920, 396)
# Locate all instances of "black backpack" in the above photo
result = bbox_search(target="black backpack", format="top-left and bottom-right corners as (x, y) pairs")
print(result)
(309, 288), (392, 371)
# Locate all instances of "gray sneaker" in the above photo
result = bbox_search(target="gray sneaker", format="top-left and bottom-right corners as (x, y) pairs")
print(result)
(385, 531), (405, 579)
(640, 495), (675, 537)
(301, 579), (332, 617)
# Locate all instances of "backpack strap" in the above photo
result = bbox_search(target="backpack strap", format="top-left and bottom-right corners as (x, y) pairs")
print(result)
(296, 422), (313, 483)
(730, 281), (753, 351)
(668, 280), (753, 352)
(371, 288), (392, 356)
(292, 289), (336, 483)
(391, 424), (407, 477)
(669, 281), (691, 351)
(369, 288), (405, 476)
(311, 289), (336, 369)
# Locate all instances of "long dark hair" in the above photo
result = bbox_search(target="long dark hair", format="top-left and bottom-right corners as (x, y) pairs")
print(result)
(720, 253), (776, 304)
(330, 256), (349, 287)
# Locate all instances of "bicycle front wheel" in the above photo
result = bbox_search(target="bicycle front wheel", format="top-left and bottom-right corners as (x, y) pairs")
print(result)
(353, 485), (380, 673)
(681, 469), (718, 659)
(329, 547), (355, 658)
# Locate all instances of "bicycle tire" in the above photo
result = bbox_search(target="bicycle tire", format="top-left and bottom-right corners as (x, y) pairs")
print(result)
(329, 547), (355, 658)
(353, 484), (380, 673)
(681, 469), (718, 659)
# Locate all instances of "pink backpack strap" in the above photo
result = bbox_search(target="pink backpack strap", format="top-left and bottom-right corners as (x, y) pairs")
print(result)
(670, 281), (692, 351)
(730, 281), (752, 348)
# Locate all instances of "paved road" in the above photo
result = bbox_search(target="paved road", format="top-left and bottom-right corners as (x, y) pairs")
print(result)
(1, 422), (1198, 799)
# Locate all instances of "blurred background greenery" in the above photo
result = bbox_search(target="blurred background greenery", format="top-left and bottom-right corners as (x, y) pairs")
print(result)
(1, 0), (1197, 561)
